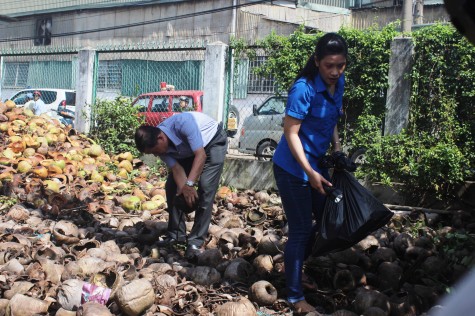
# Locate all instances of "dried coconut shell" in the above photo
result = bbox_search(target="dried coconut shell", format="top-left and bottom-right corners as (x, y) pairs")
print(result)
(116, 278), (155, 316)
(57, 279), (84, 311)
(215, 297), (256, 316)
(6, 204), (29, 222)
(76, 301), (113, 316)
(249, 280), (278, 306)
(6, 294), (50, 315)
(187, 266), (221, 286)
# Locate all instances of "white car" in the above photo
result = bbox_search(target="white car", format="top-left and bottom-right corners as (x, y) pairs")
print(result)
(7, 88), (76, 121)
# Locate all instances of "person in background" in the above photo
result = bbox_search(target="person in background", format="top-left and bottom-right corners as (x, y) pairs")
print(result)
(31, 91), (48, 116)
(272, 32), (348, 314)
(134, 112), (227, 260)
(24, 93), (34, 110)
(179, 96), (192, 111)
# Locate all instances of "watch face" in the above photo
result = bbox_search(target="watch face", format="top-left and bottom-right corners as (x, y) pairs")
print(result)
(444, 0), (475, 45)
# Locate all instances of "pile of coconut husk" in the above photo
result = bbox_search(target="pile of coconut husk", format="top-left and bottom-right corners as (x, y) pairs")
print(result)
(0, 101), (474, 316)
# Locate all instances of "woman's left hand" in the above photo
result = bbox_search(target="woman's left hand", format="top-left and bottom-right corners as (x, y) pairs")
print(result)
(308, 169), (333, 195)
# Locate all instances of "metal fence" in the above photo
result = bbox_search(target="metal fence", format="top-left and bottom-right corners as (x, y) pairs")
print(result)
(226, 48), (284, 160)
(96, 49), (206, 127)
(0, 45), (280, 160)
(1, 53), (78, 101)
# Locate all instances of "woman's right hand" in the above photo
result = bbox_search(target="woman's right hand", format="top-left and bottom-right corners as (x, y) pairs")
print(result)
(308, 170), (332, 195)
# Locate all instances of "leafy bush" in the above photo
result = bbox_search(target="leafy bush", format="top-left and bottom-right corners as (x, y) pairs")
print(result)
(231, 23), (475, 201)
(89, 96), (143, 157)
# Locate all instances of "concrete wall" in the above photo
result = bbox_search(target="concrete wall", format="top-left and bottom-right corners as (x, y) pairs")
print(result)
(0, 0), (319, 53)
(351, 5), (449, 30)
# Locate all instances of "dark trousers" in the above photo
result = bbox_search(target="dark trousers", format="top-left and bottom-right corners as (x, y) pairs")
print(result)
(273, 163), (327, 303)
(165, 124), (228, 247)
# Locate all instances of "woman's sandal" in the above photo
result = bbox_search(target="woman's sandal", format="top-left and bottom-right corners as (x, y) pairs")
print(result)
(291, 299), (319, 315)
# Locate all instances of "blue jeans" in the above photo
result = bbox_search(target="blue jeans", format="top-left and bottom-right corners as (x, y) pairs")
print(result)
(273, 163), (327, 303)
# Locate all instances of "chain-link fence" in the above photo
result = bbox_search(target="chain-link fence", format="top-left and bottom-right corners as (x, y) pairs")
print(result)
(0, 46), (280, 160)
(96, 49), (205, 127)
(1, 53), (78, 100)
(227, 48), (284, 160)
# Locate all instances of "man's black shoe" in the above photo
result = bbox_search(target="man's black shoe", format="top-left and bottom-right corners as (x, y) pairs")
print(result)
(185, 244), (204, 260)
(156, 237), (185, 248)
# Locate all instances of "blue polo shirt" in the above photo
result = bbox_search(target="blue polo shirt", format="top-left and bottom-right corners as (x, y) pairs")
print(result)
(273, 73), (344, 181)
(158, 112), (218, 168)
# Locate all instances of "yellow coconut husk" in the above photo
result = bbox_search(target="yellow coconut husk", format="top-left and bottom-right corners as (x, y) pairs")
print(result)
(0, 172), (13, 181)
(118, 160), (133, 172)
(48, 164), (63, 175)
(33, 166), (49, 179)
(151, 194), (166, 208)
(0, 121), (8, 132)
(0, 157), (11, 165)
(117, 151), (134, 162)
(43, 180), (61, 194)
(117, 168), (129, 179)
(89, 144), (103, 157)
(4, 100), (16, 109)
(17, 160), (33, 173)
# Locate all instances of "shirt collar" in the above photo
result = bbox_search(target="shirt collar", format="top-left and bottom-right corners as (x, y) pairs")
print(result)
(158, 125), (182, 152)
(313, 73), (345, 97)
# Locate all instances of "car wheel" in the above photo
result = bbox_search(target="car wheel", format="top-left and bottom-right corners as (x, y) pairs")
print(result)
(257, 141), (277, 161)
(350, 148), (367, 166)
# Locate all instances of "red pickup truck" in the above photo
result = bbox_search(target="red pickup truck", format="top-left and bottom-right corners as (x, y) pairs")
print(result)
(132, 90), (203, 126)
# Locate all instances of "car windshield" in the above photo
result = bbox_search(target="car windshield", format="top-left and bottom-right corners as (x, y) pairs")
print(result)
(134, 96), (149, 112)
(258, 97), (286, 115)
(151, 96), (169, 112)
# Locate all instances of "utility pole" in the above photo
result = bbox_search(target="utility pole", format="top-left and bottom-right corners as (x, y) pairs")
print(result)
(401, 0), (413, 33)
(414, 0), (424, 25)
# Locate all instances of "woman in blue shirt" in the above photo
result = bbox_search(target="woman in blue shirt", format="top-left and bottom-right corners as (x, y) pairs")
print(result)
(273, 32), (348, 314)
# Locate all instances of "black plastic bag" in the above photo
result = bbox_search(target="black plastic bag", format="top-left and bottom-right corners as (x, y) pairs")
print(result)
(312, 170), (393, 256)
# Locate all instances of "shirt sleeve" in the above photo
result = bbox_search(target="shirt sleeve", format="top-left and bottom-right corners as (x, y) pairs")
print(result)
(159, 154), (177, 168)
(177, 117), (204, 152)
(286, 80), (313, 120)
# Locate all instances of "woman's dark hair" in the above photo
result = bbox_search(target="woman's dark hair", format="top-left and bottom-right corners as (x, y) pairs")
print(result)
(135, 125), (161, 153)
(293, 32), (348, 84)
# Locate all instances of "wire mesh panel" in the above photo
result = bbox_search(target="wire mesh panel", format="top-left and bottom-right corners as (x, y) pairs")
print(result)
(96, 49), (205, 127)
(1, 53), (78, 101)
(227, 48), (284, 160)
(96, 50), (205, 99)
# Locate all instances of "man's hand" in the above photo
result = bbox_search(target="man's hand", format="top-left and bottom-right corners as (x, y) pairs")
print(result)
(180, 184), (198, 207)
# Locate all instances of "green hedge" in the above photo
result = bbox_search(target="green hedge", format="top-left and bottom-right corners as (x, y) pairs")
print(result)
(233, 23), (475, 201)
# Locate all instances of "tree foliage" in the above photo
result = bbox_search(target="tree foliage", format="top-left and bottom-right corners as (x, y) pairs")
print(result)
(231, 23), (475, 201)
(89, 96), (143, 157)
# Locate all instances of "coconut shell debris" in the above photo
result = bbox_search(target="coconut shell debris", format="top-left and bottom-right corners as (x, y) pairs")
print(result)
(0, 101), (474, 315)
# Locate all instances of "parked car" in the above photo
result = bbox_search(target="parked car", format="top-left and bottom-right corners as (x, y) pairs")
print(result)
(7, 88), (76, 121)
(238, 95), (287, 160)
(131, 90), (204, 126)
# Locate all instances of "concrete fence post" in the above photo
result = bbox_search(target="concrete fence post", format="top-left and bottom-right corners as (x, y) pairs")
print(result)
(75, 48), (96, 134)
(203, 41), (228, 123)
(385, 37), (414, 135)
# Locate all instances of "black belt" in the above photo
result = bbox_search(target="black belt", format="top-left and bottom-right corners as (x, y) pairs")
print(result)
(205, 122), (225, 150)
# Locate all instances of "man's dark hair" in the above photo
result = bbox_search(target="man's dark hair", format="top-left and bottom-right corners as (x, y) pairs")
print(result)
(135, 125), (161, 153)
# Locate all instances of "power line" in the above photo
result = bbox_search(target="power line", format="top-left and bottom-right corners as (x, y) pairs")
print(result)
(0, 0), (272, 43)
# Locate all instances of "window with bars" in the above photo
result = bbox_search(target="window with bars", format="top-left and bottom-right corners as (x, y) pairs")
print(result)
(248, 56), (276, 94)
(2, 62), (29, 88)
(97, 60), (122, 91)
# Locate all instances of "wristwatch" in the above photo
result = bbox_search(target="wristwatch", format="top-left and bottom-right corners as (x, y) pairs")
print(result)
(185, 180), (195, 187)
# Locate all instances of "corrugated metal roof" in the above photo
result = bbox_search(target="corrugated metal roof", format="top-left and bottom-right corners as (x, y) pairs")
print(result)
(2, 0), (187, 17)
